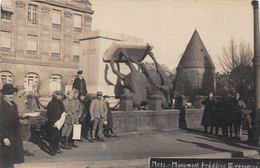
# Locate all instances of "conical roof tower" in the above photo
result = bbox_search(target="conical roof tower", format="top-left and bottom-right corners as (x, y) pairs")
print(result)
(177, 30), (215, 69)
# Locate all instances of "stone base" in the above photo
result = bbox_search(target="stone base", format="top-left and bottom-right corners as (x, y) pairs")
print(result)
(112, 109), (204, 134)
(31, 108), (204, 134)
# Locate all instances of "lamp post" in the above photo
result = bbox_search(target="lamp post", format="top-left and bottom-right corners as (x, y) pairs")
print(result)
(252, 0), (260, 145)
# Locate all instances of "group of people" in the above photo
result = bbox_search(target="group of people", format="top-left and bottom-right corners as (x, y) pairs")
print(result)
(0, 70), (117, 168)
(47, 70), (117, 156)
(201, 91), (252, 141)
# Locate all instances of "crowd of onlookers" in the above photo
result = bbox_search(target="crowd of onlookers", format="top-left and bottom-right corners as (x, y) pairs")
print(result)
(0, 70), (117, 168)
(201, 91), (253, 142)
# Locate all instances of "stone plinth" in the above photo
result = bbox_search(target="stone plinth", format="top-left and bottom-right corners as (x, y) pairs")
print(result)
(30, 108), (204, 134)
(119, 94), (133, 111)
(148, 95), (162, 111)
(79, 30), (144, 96)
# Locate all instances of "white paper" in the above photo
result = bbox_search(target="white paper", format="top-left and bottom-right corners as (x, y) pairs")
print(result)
(72, 124), (82, 140)
(54, 112), (66, 130)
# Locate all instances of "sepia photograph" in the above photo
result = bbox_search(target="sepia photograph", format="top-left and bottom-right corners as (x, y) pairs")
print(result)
(0, 0), (260, 167)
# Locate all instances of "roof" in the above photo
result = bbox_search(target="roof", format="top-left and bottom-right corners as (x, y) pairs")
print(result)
(177, 30), (215, 69)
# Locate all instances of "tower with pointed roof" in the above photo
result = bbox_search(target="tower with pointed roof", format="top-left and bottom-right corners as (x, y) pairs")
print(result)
(174, 30), (215, 100)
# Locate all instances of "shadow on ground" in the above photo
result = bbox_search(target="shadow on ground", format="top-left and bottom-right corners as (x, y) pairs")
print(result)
(177, 128), (260, 157)
(29, 125), (51, 155)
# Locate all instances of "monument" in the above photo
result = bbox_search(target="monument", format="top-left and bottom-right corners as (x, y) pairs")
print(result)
(104, 42), (173, 109)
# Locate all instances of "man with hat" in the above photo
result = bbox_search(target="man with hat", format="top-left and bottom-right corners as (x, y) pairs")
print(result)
(0, 84), (24, 168)
(47, 90), (66, 156)
(13, 87), (34, 156)
(72, 70), (87, 99)
(89, 91), (107, 142)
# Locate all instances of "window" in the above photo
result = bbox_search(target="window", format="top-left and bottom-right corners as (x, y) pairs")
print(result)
(28, 4), (37, 25)
(1, 0), (13, 20)
(51, 38), (61, 59)
(73, 41), (80, 61)
(27, 35), (37, 56)
(0, 71), (13, 89)
(1, 11), (12, 20)
(49, 74), (62, 94)
(24, 73), (39, 94)
(27, 35), (37, 51)
(0, 31), (11, 49)
(52, 9), (61, 27)
(74, 14), (81, 32)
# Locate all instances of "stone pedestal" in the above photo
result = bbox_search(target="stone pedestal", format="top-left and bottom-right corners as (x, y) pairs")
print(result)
(119, 94), (133, 111)
(149, 95), (162, 111)
(79, 30), (144, 96)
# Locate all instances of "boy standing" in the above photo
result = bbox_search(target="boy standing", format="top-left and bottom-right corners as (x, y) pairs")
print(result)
(89, 91), (107, 142)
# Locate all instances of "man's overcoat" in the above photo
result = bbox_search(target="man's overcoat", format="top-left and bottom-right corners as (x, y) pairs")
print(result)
(0, 99), (24, 165)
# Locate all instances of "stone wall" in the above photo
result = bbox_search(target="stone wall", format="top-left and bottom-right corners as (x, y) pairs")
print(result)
(32, 108), (204, 134)
(112, 109), (204, 134)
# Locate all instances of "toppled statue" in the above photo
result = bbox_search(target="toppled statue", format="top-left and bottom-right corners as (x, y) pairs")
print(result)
(103, 41), (173, 109)
(110, 50), (149, 108)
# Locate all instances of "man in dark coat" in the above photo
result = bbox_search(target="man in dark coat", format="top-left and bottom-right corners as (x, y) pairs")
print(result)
(201, 92), (215, 134)
(0, 84), (24, 168)
(72, 70), (87, 98)
(221, 94), (233, 137)
(47, 91), (66, 156)
(211, 96), (222, 135)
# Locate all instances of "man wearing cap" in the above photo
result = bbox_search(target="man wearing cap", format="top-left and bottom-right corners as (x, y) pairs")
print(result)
(0, 84), (24, 168)
(89, 91), (107, 142)
(72, 70), (87, 99)
(13, 88), (34, 156)
(47, 91), (66, 156)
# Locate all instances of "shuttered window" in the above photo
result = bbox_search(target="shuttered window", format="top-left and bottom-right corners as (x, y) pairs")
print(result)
(74, 14), (81, 28)
(52, 9), (61, 25)
(27, 35), (37, 51)
(52, 38), (61, 59)
(73, 41), (80, 60)
(52, 39), (60, 54)
(1, 31), (11, 48)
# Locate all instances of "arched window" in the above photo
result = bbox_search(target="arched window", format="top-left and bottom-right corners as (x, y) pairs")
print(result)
(49, 74), (62, 94)
(0, 71), (13, 89)
(24, 72), (39, 94)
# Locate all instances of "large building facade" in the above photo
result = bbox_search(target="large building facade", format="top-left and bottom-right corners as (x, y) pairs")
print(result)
(0, 0), (93, 95)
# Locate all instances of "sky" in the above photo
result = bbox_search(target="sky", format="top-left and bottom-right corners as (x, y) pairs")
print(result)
(91, 0), (254, 73)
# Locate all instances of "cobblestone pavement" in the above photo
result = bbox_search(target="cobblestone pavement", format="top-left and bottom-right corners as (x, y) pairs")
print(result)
(14, 128), (260, 168)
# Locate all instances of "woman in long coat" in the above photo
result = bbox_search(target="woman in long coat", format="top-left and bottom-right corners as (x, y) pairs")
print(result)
(201, 92), (215, 133)
(211, 97), (222, 135)
(0, 84), (24, 168)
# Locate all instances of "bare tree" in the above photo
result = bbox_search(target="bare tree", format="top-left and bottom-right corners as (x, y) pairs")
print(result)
(217, 38), (254, 99)
(218, 38), (253, 73)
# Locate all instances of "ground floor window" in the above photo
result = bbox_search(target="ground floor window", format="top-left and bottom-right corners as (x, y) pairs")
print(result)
(24, 73), (39, 94)
(49, 74), (62, 94)
(0, 71), (13, 89)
